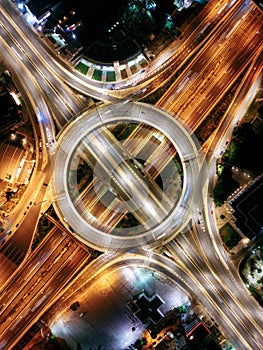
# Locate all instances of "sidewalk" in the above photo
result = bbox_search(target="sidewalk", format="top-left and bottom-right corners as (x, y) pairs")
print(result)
(214, 204), (233, 230)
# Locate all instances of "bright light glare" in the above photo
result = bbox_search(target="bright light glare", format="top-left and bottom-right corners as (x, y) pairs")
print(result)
(10, 92), (21, 105)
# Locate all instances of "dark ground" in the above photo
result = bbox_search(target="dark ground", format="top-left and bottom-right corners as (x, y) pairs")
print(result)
(61, 0), (176, 61)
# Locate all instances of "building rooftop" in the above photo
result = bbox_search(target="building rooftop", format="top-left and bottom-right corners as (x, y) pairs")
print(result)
(0, 143), (26, 184)
(0, 90), (22, 134)
(230, 175), (263, 239)
(134, 293), (164, 325)
(185, 320), (221, 350)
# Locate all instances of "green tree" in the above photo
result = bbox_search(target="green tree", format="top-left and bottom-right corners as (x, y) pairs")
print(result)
(213, 166), (239, 206)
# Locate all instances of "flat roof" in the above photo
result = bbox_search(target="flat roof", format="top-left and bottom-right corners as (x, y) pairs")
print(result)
(0, 143), (25, 184)
(230, 175), (263, 239)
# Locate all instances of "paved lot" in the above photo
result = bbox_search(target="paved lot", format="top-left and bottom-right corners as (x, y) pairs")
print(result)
(50, 265), (189, 349)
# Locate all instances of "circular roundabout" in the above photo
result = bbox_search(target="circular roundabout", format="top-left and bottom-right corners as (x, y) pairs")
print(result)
(53, 102), (203, 252)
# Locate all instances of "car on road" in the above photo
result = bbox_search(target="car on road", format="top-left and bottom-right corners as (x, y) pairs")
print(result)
(166, 331), (174, 339)
(70, 301), (80, 311)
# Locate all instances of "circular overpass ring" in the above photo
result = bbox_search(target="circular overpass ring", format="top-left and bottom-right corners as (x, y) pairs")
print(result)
(68, 122), (183, 235)
(53, 102), (203, 252)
